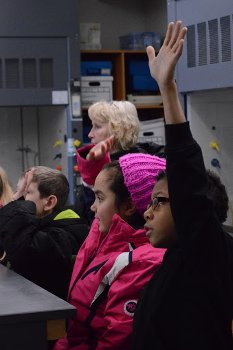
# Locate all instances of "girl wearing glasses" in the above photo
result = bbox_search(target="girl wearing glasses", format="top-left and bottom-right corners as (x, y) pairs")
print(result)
(133, 21), (233, 350)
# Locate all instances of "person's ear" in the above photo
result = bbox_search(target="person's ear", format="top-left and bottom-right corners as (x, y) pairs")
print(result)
(43, 195), (57, 213)
(122, 198), (136, 217)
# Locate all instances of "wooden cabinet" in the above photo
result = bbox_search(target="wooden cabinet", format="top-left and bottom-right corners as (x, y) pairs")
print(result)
(80, 50), (164, 143)
(80, 50), (164, 120)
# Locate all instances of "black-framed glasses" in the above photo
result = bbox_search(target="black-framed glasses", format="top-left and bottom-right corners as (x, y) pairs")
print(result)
(147, 196), (170, 211)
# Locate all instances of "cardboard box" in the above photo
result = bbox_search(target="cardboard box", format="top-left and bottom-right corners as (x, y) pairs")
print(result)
(81, 76), (113, 108)
(139, 118), (165, 145)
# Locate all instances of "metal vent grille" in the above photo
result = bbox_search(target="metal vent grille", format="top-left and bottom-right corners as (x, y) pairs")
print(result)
(208, 19), (219, 64)
(170, 0), (233, 92)
(0, 58), (54, 89)
(187, 25), (196, 67)
(220, 15), (231, 62)
(186, 15), (233, 68)
(23, 59), (37, 88)
(197, 22), (207, 66)
(5, 59), (20, 88)
(0, 60), (2, 88)
(39, 59), (53, 88)
(0, 37), (68, 105)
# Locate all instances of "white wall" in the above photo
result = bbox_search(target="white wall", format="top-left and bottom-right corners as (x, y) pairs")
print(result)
(0, 108), (22, 188)
(0, 106), (68, 189)
(38, 106), (68, 176)
(79, 0), (167, 49)
(187, 89), (233, 225)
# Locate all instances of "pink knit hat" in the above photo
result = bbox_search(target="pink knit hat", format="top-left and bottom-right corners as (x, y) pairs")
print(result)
(119, 153), (166, 215)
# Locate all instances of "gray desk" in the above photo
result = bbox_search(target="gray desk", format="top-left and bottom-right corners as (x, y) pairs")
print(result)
(0, 264), (75, 350)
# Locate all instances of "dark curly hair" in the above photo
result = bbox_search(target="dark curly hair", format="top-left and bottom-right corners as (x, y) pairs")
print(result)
(156, 170), (229, 223)
(102, 160), (145, 229)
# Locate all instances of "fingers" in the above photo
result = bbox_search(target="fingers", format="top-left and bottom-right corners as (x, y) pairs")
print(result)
(172, 27), (187, 54)
(146, 46), (156, 62)
(25, 168), (35, 192)
(169, 21), (182, 48)
(105, 135), (115, 150)
(163, 22), (174, 46)
(163, 21), (187, 54)
(86, 150), (95, 161)
(86, 142), (108, 161)
(86, 135), (115, 161)
(175, 38), (185, 59)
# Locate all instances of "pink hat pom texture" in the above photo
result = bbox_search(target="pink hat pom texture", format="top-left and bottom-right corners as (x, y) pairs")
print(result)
(119, 153), (166, 215)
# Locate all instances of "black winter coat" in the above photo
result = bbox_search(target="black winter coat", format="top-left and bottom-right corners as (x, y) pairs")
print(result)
(133, 123), (233, 350)
(0, 200), (88, 300)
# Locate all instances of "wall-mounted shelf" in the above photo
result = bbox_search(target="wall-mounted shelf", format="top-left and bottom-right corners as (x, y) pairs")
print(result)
(80, 50), (164, 115)
(134, 104), (163, 109)
(80, 49), (164, 142)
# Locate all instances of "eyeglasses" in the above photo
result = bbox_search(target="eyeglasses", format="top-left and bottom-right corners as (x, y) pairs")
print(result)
(147, 196), (170, 211)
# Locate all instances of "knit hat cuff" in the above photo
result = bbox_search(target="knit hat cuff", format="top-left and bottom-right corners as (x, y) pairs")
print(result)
(119, 153), (166, 215)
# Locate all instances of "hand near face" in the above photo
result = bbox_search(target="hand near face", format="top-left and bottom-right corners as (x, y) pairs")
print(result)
(24, 168), (35, 193)
(13, 168), (35, 200)
(86, 135), (115, 161)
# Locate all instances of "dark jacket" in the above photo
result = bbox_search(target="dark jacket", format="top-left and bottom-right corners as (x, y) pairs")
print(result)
(133, 122), (233, 350)
(0, 200), (88, 300)
(110, 141), (165, 161)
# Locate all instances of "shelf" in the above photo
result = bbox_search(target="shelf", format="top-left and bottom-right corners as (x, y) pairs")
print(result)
(81, 49), (149, 54)
(80, 49), (163, 114)
(81, 49), (159, 54)
(134, 104), (163, 109)
(82, 103), (163, 111)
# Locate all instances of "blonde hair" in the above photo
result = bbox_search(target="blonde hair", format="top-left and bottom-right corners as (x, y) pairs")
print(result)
(0, 167), (13, 206)
(88, 100), (140, 151)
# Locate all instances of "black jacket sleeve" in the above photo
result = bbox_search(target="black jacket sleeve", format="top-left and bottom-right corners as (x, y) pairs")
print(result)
(0, 201), (74, 299)
(165, 122), (231, 272)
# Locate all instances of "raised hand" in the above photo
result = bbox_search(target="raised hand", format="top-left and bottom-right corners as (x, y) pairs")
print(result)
(147, 21), (187, 90)
(86, 135), (115, 161)
(13, 168), (35, 200)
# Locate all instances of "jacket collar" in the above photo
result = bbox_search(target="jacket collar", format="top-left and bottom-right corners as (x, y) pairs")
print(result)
(87, 214), (148, 255)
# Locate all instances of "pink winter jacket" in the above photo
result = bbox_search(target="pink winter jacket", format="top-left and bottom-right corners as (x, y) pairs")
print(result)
(54, 214), (165, 350)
